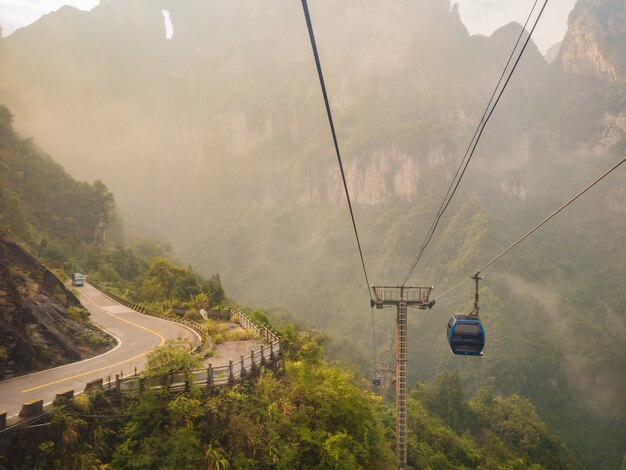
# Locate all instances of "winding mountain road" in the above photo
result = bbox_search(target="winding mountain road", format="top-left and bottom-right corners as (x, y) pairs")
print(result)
(0, 283), (200, 418)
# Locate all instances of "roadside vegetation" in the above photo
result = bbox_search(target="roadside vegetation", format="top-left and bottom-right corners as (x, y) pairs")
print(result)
(10, 320), (576, 470)
(86, 245), (225, 317)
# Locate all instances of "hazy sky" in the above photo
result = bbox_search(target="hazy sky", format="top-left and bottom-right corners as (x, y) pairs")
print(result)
(0, 0), (98, 36)
(0, 0), (576, 53)
(456, 0), (578, 53)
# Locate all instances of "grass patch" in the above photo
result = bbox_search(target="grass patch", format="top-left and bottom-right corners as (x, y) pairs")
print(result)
(77, 328), (110, 347)
(67, 306), (89, 323)
(222, 329), (260, 342)
(202, 319), (229, 344)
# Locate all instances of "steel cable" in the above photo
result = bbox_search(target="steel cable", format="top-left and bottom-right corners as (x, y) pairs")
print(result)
(434, 154), (626, 301)
(300, 0), (373, 301)
(403, 0), (549, 285)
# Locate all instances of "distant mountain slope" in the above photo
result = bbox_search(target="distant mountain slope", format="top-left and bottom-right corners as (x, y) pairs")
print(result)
(0, 0), (547, 219)
(560, 0), (626, 81)
(0, 105), (117, 262)
(0, 104), (119, 375)
(544, 41), (562, 63)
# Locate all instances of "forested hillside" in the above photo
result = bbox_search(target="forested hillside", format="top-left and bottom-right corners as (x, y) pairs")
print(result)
(0, 105), (118, 375)
(0, 105), (118, 267)
(1, 0), (624, 467)
(5, 331), (577, 470)
(0, 102), (580, 469)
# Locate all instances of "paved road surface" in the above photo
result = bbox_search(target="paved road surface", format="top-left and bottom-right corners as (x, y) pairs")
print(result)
(0, 283), (200, 418)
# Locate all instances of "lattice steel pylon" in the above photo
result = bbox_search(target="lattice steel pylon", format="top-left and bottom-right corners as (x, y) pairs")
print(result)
(371, 285), (434, 470)
(375, 360), (393, 403)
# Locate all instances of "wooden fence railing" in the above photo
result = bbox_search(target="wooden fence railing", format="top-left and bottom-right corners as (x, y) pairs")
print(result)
(108, 333), (281, 393)
(85, 281), (282, 381)
(86, 280), (210, 346)
(231, 309), (281, 344)
(0, 285), (283, 434)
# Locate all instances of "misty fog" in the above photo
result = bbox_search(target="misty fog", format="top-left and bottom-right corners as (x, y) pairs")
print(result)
(1, 0), (625, 466)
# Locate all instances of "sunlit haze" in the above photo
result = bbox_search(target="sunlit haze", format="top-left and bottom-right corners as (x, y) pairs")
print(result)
(0, 0), (625, 468)
(0, 0), (574, 52)
(456, 0), (578, 53)
(0, 0), (98, 36)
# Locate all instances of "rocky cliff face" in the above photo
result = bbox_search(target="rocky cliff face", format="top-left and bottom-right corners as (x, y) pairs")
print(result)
(0, 237), (113, 378)
(0, 0), (546, 221)
(560, 11), (618, 80)
(559, 0), (626, 81)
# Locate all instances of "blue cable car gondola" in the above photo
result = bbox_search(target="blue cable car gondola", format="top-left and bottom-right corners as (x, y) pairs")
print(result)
(447, 314), (485, 356)
(447, 273), (486, 356)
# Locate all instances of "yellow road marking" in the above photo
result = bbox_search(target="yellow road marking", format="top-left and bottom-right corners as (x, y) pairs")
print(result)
(21, 296), (166, 393)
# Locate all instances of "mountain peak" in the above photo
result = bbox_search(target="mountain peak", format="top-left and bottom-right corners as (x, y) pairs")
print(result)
(559, 0), (626, 81)
(544, 40), (562, 64)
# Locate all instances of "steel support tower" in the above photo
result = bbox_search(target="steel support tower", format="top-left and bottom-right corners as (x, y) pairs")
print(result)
(375, 359), (394, 403)
(371, 285), (434, 470)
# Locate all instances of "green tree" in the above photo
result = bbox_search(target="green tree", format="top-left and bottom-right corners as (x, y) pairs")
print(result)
(144, 338), (202, 386)
(422, 372), (470, 432)
(192, 291), (211, 310)
(469, 389), (576, 469)
(208, 273), (225, 305)
(141, 259), (188, 301)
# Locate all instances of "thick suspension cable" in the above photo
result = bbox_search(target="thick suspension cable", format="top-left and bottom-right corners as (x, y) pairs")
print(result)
(434, 277), (471, 302)
(474, 155), (626, 275)
(301, 0), (373, 300)
(406, 0), (540, 276)
(403, 0), (548, 285)
(434, 154), (626, 301)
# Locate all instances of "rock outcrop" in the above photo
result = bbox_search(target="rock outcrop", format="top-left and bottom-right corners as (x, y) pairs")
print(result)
(544, 41), (562, 64)
(0, 237), (113, 378)
(559, 0), (626, 81)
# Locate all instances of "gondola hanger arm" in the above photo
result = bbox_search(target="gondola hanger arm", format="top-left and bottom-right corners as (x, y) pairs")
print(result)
(471, 273), (483, 316)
